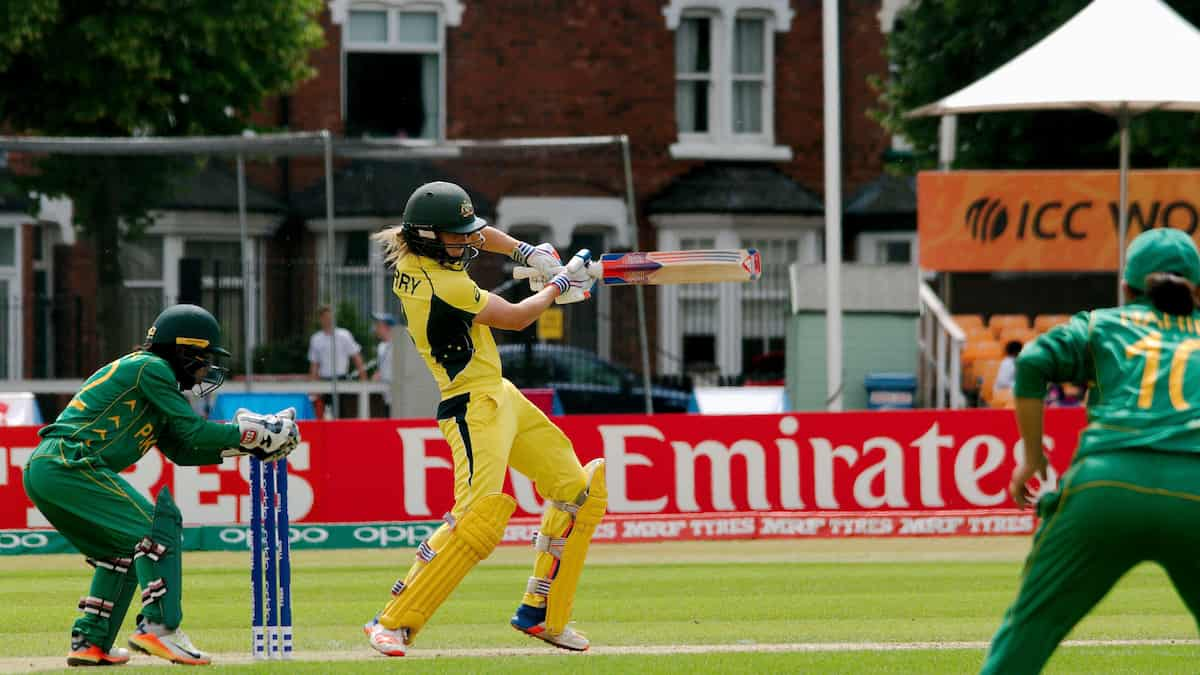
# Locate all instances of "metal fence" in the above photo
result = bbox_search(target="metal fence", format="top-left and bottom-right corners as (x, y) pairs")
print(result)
(0, 133), (798, 414)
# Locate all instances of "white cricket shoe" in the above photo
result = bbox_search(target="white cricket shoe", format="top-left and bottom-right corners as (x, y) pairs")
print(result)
(510, 604), (590, 652)
(128, 622), (211, 665)
(363, 618), (408, 657)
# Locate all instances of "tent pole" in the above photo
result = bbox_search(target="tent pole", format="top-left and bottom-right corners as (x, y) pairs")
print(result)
(1117, 109), (1131, 306)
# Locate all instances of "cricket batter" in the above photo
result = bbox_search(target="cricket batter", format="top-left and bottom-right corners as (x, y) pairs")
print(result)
(23, 304), (300, 666)
(364, 181), (604, 656)
(984, 228), (1200, 673)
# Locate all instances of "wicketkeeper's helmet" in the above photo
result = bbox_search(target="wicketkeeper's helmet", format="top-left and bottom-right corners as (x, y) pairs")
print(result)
(400, 181), (487, 270)
(143, 304), (230, 396)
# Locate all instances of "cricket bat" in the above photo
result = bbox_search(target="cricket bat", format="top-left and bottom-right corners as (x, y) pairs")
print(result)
(514, 248), (761, 287)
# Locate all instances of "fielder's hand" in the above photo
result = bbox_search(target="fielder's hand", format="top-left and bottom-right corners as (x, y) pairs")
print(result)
(1009, 453), (1048, 509)
(234, 407), (300, 463)
(549, 249), (596, 304)
(513, 242), (562, 279)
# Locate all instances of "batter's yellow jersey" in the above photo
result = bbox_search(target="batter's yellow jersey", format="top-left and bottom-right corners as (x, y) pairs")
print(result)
(392, 253), (503, 399)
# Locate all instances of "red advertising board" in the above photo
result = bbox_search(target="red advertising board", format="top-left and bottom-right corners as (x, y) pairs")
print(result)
(0, 408), (1087, 531)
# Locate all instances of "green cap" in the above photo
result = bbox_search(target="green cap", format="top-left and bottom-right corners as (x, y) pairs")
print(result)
(1123, 228), (1200, 290)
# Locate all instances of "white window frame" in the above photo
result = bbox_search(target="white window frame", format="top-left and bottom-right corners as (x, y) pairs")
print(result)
(856, 231), (918, 265)
(332, 0), (463, 142)
(664, 0), (794, 161)
(495, 196), (632, 360)
(0, 217), (24, 379)
(653, 213), (820, 377)
(143, 212), (276, 354)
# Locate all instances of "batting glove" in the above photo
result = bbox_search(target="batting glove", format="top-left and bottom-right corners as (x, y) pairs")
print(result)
(513, 242), (562, 279)
(549, 249), (596, 304)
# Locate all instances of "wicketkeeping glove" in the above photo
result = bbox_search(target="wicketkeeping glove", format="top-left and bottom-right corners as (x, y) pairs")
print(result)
(233, 407), (300, 463)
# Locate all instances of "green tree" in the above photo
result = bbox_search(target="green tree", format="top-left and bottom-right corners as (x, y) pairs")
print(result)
(0, 0), (323, 358)
(876, 0), (1200, 171)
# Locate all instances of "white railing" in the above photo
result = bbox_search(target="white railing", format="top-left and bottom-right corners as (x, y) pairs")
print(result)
(917, 282), (966, 408)
(0, 379), (390, 420)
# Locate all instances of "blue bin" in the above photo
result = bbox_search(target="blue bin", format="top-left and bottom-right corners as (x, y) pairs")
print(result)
(864, 373), (917, 410)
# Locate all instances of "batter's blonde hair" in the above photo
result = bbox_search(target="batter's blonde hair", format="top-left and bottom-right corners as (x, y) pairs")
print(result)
(371, 226), (409, 268)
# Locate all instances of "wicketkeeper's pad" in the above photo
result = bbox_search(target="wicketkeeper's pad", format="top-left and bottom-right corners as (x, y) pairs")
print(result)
(133, 486), (184, 629)
(378, 492), (516, 640)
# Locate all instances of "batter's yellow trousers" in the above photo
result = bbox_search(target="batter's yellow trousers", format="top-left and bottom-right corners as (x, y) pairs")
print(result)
(436, 379), (587, 519)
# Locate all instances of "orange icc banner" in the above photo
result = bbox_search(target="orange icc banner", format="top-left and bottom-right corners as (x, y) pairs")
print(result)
(918, 170), (1200, 272)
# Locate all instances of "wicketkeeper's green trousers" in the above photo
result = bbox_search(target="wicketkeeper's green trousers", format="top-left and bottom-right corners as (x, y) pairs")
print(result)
(23, 440), (182, 650)
(982, 449), (1200, 674)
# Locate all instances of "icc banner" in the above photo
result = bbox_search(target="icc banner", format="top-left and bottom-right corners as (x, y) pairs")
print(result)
(918, 170), (1200, 271)
(0, 409), (1087, 530)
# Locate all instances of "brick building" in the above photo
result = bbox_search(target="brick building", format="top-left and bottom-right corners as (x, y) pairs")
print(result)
(11, 0), (904, 385)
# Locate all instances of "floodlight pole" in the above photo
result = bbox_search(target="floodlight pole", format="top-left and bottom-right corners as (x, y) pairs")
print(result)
(823, 0), (844, 411)
(323, 130), (339, 418)
(1117, 107), (1131, 306)
(621, 135), (654, 415)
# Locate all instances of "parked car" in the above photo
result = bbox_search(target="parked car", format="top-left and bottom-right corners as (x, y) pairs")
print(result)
(498, 343), (691, 414)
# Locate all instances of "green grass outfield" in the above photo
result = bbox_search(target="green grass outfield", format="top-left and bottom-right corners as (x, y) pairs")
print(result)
(1, 538), (1197, 673)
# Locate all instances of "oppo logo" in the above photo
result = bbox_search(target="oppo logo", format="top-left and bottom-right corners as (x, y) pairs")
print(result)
(218, 527), (330, 546)
(0, 532), (50, 549)
(353, 524), (436, 547)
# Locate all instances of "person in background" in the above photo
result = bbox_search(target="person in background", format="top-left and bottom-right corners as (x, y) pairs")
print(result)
(371, 313), (396, 416)
(308, 305), (367, 382)
(991, 339), (1023, 400)
(308, 305), (367, 418)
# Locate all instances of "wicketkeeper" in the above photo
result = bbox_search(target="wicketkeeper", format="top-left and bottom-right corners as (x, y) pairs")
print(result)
(23, 304), (300, 667)
(364, 181), (604, 656)
(984, 228), (1200, 673)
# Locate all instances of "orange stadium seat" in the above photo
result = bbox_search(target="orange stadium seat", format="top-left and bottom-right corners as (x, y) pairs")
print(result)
(962, 340), (1004, 364)
(973, 359), (1003, 398)
(961, 343), (1004, 391)
(1034, 314), (1072, 333)
(997, 328), (1037, 347)
(963, 326), (994, 343)
(988, 314), (1031, 337)
(953, 314), (986, 333)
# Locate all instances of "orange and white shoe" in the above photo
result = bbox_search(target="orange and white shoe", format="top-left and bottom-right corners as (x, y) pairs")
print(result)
(127, 623), (211, 665)
(363, 618), (408, 657)
(66, 639), (131, 667)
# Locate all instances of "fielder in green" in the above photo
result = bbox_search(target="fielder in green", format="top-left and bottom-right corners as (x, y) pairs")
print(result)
(983, 228), (1200, 674)
(23, 305), (300, 667)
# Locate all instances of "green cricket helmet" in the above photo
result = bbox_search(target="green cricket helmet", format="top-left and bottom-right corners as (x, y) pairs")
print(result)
(144, 304), (229, 396)
(400, 181), (487, 270)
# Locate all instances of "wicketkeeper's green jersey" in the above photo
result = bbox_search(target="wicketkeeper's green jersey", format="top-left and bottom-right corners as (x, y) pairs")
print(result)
(36, 351), (241, 471)
(1015, 297), (1200, 457)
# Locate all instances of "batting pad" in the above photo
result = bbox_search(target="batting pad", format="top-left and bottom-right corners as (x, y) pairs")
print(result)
(545, 458), (607, 634)
(379, 492), (516, 640)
